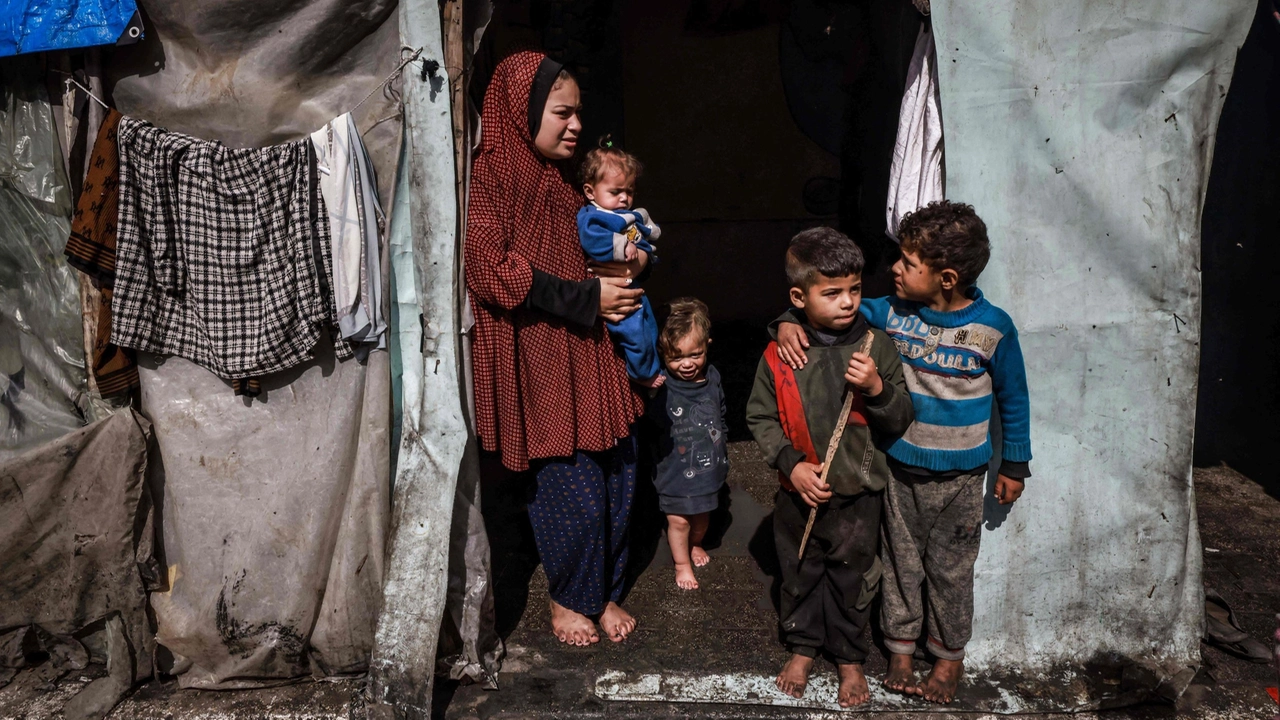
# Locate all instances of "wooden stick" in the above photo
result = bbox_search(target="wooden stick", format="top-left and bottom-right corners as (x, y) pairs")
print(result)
(798, 332), (875, 559)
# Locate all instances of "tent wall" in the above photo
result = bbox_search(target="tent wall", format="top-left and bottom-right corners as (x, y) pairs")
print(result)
(100, 0), (402, 688)
(933, 0), (1251, 672)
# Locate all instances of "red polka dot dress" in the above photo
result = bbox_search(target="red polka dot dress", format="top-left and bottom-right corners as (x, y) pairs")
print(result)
(465, 52), (644, 616)
(465, 50), (643, 472)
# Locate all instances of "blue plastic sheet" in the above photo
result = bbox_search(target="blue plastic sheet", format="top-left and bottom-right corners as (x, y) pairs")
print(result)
(0, 0), (138, 57)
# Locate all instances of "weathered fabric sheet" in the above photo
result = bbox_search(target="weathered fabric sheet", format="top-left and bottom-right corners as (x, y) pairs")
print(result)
(103, 0), (400, 688)
(932, 0), (1251, 675)
(0, 409), (154, 679)
(140, 347), (390, 687)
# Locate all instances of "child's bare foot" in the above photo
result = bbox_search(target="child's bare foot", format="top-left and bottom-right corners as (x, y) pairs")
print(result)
(599, 601), (636, 642)
(690, 545), (710, 567)
(918, 658), (964, 704)
(638, 374), (665, 389)
(674, 562), (699, 590)
(883, 652), (917, 695)
(837, 663), (871, 707)
(775, 653), (813, 698)
(550, 600), (599, 646)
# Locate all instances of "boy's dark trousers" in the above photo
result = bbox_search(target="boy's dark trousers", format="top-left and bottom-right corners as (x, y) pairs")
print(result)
(774, 488), (882, 664)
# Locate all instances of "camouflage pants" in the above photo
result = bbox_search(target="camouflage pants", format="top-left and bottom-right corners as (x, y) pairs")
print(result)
(879, 465), (985, 661)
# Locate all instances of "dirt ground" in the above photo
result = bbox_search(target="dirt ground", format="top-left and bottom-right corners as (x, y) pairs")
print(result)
(1, 462), (1276, 720)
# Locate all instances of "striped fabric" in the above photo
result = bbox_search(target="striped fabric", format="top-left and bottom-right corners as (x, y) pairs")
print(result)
(861, 289), (1031, 473)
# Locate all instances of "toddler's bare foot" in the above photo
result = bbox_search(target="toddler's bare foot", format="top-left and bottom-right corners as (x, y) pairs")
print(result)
(599, 601), (636, 642)
(674, 562), (699, 590)
(550, 600), (598, 646)
(883, 652), (917, 695)
(775, 653), (813, 698)
(837, 663), (871, 707)
(690, 545), (710, 567)
(919, 658), (963, 704)
(638, 374), (665, 389)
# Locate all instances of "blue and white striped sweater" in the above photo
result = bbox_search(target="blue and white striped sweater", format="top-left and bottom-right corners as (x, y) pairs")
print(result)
(861, 289), (1032, 474)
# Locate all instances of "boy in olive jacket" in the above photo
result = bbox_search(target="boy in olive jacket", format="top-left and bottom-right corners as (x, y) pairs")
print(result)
(747, 227), (914, 708)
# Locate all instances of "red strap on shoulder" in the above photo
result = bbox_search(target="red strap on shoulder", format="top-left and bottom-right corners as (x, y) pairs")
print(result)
(765, 342), (818, 491)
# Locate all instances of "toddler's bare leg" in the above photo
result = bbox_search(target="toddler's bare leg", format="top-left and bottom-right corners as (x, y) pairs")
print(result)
(689, 512), (710, 566)
(666, 514), (699, 589)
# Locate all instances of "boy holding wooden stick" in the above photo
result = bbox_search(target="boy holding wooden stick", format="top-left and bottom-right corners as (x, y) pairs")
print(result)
(746, 227), (914, 707)
(776, 201), (1034, 704)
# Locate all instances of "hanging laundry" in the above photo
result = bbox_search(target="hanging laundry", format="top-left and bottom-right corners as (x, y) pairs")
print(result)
(311, 113), (387, 353)
(885, 23), (944, 241)
(63, 109), (140, 399)
(111, 118), (352, 392)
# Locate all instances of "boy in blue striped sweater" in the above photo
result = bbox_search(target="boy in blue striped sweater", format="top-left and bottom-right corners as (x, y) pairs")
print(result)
(775, 200), (1032, 704)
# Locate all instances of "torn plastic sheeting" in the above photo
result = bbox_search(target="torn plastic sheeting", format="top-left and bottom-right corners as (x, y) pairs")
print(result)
(0, 0), (139, 56)
(369, 0), (480, 714)
(931, 0), (1250, 675)
(0, 409), (155, 702)
(387, 135), (501, 690)
(0, 57), (89, 460)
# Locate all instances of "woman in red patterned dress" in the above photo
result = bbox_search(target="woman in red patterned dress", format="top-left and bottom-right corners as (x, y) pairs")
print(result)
(466, 51), (649, 646)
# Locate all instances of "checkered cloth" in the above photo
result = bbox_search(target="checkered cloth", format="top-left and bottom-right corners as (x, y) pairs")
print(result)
(112, 117), (351, 384)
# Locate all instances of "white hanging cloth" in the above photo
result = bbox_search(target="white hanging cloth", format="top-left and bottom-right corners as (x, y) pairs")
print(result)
(312, 113), (388, 350)
(886, 23), (945, 241)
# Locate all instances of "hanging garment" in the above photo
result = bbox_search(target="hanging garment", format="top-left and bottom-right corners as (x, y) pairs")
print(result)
(112, 117), (351, 388)
(885, 23), (944, 241)
(311, 113), (387, 351)
(64, 109), (140, 399)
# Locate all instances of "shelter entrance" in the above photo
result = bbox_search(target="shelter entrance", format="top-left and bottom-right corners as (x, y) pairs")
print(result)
(454, 3), (1089, 715)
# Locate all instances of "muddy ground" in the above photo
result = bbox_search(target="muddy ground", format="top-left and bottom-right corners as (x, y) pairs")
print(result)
(1, 460), (1276, 720)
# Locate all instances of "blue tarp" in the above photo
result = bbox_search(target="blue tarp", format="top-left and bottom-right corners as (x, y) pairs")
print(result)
(1, 0), (137, 57)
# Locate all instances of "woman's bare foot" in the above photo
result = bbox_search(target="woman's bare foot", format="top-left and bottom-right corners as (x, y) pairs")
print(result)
(549, 600), (599, 646)
(690, 545), (710, 567)
(837, 663), (871, 707)
(918, 658), (964, 704)
(674, 563), (699, 590)
(883, 652), (917, 695)
(599, 601), (636, 642)
(775, 653), (813, 698)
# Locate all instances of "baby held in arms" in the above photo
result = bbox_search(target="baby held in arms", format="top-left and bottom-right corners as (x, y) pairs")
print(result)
(576, 140), (663, 389)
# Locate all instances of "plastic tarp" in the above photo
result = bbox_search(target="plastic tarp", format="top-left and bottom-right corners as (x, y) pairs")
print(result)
(0, 0), (138, 57)
(102, 0), (401, 689)
(0, 57), (88, 460)
(931, 0), (1251, 682)
(0, 408), (154, 713)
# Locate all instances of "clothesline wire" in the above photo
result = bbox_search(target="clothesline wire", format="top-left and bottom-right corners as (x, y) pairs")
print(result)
(50, 70), (109, 111)
(350, 46), (424, 115)
(52, 45), (433, 123)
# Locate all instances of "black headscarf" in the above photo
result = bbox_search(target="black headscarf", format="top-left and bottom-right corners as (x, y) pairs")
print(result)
(527, 56), (566, 139)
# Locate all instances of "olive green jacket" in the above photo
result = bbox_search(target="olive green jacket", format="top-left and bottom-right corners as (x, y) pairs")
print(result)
(746, 311), (914, 496)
